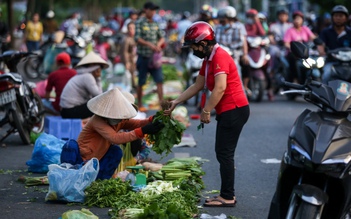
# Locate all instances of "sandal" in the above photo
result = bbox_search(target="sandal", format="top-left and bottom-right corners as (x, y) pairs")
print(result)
(203, 197), (237, 207)
(205, 195), (236, 203)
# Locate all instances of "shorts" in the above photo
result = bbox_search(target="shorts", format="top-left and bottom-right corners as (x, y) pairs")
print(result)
(136, 55), (163, 86)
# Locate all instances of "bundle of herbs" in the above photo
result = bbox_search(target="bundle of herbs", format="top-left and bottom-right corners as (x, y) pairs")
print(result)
(146, 101), (186, 157)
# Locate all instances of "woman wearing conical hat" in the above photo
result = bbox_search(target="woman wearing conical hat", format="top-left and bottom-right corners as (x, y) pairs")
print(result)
(60, 88), (164, 180)
(60, 51), (108, 119)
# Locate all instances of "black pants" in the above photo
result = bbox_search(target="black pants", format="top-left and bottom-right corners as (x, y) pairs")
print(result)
(61, 103), (93, 119)
(215, 105), (250, 200)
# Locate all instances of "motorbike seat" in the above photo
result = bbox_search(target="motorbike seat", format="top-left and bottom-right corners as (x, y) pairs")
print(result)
(0, 72), (23, 84)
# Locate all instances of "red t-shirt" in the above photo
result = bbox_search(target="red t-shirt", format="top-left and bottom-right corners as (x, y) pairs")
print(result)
(199, 44), (248, 114)
(45, 67), (77, 111)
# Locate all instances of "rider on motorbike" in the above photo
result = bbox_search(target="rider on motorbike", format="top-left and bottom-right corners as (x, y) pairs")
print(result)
(268, 9), (292, 84)
(242, 9), (268, 99)
(215, 6), (248, 79)
(317, 5), (351, 84)
(283, 11), (316, 86)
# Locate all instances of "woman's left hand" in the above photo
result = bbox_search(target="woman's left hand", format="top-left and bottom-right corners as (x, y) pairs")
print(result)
(200, 109), (211, 124)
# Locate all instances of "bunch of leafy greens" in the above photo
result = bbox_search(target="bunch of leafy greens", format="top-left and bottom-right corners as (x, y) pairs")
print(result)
(146, 110), (186, 157)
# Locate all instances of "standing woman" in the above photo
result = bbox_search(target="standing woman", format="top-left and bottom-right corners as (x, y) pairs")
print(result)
(164, 21), (250, 207)
(24, 13), (43, 52)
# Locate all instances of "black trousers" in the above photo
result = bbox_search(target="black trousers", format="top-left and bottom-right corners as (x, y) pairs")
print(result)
(61, 103), (93, 119)
(215, 105), (250, 200)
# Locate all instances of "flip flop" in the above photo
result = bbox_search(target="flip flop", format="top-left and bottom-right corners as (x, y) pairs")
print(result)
(203, 197), (236, 207)
(205, 195), (236, 203)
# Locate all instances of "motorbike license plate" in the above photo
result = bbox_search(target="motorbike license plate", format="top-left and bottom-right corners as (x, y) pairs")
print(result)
(0, 89), (16, 105)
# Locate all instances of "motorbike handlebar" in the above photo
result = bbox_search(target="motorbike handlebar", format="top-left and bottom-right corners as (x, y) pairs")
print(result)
(282, 80), (305, 90)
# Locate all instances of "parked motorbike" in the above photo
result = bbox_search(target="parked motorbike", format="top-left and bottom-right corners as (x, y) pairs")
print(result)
(184, 50), (203, 106)
(23, 28), (94, 80)
(23, 38), (56, 79)
(268, 41), (351, 219)
(246, 36), (271, 102)
(0, 51), (45, 144)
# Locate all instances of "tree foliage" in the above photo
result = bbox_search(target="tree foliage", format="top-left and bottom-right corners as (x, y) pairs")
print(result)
(308, 0), (351, 14)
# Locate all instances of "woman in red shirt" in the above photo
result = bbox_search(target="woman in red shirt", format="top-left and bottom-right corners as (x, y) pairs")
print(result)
(164, 21), (250, 207)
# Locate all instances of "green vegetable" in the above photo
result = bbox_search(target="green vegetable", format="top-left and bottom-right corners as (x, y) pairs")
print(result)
(146, 110), (186, 157)
(84, 178), (133, 208)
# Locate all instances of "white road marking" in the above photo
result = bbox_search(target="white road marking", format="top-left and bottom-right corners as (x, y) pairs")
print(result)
(261, 158), (281, 164)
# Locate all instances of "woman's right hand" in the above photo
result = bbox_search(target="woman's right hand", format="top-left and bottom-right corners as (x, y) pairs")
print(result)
(163, 100), (177, 116)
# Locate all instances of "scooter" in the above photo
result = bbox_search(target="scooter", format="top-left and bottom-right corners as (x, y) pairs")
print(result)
(0, 51), (45, 144)
(184, 50), (203, 106)
(268, 41), (351, 219)
(247, 36), (271, 102)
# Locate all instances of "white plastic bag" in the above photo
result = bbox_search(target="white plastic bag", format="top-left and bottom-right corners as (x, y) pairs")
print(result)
(45, 158), (99, 203)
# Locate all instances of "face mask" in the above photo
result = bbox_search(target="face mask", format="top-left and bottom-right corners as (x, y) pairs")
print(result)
(193, 50), (206, 59)
(247, 18), (254, 24)
(108, 119), (122, 126)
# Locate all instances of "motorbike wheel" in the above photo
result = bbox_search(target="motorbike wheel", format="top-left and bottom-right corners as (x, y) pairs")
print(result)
(24, 56), (42, 79)
(10, 103), (31, 145)
(294, 201), (320, 219)
(249, 78), (265, 102)
(31, 93), (45, 134)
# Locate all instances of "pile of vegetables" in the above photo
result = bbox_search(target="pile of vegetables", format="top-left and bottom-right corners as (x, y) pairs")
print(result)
(83, 157), (207, 219)
(146, 102), (186, 158)
(162, 64), (180, 81)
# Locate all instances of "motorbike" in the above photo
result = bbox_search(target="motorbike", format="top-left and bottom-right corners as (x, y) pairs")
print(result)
(0, 51), (45, 144)
(268, 41), (351, 219)
(23, 27), (95, 80)
(184, 50), (203, 106)
(246, 36), (271, 102)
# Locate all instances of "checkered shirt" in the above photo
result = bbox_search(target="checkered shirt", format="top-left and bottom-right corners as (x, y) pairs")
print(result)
(135, 17), (164, 57)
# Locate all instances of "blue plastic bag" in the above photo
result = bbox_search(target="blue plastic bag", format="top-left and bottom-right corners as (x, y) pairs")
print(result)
(26, 133), (66, 173)
(45, 158), (99, 203)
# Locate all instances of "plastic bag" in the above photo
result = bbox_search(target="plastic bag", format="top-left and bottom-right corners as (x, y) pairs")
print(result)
(26, 133), (66, 173)
(148, 51), (163, 69)
(60, 208), (98, 219)
(45, 158), (99, 203)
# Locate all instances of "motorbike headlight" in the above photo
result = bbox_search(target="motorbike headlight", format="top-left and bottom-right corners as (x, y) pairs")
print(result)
(290, 140), (314, 170)
(302, 58), (316, 69)
(316, 57), (325, 68)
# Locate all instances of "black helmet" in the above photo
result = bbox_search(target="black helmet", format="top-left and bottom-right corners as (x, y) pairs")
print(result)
(276, 8), (288, 16)
(331, 5), (349, 17)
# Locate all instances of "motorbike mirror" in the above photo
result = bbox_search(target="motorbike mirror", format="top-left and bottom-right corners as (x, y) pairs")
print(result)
(290, 41), (309, 59)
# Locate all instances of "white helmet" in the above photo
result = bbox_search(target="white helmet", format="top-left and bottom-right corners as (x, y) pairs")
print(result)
(217, 6), (237, 19)
(46, 10), (55, 18)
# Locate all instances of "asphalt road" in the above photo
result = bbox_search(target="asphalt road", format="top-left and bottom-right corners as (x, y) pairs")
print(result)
(0, 94), (314, 219)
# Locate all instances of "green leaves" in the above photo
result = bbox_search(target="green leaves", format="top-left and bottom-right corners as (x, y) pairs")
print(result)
(147, 111), (186, 157)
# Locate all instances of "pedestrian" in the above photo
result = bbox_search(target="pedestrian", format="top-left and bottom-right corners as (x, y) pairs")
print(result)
(24, 13), (43, 52)
(60, 51), (108, 119)
(164, 21), (250, 207)
(119, 21), (137, 89)
(60, 88), (164, 180)
(135, 1), (165, 112)
(43, 52), (77, 115)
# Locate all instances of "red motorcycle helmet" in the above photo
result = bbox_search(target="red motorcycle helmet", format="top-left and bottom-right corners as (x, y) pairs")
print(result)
(246, 8), (258, 17)
(183, 21), (215, 47)
(292, 10), (304, 19)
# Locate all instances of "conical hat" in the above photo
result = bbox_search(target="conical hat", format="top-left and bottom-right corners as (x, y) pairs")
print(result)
(75, 51), (109, 69)
(122, 91), (138, 111)
(87, 88), (137, 119)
